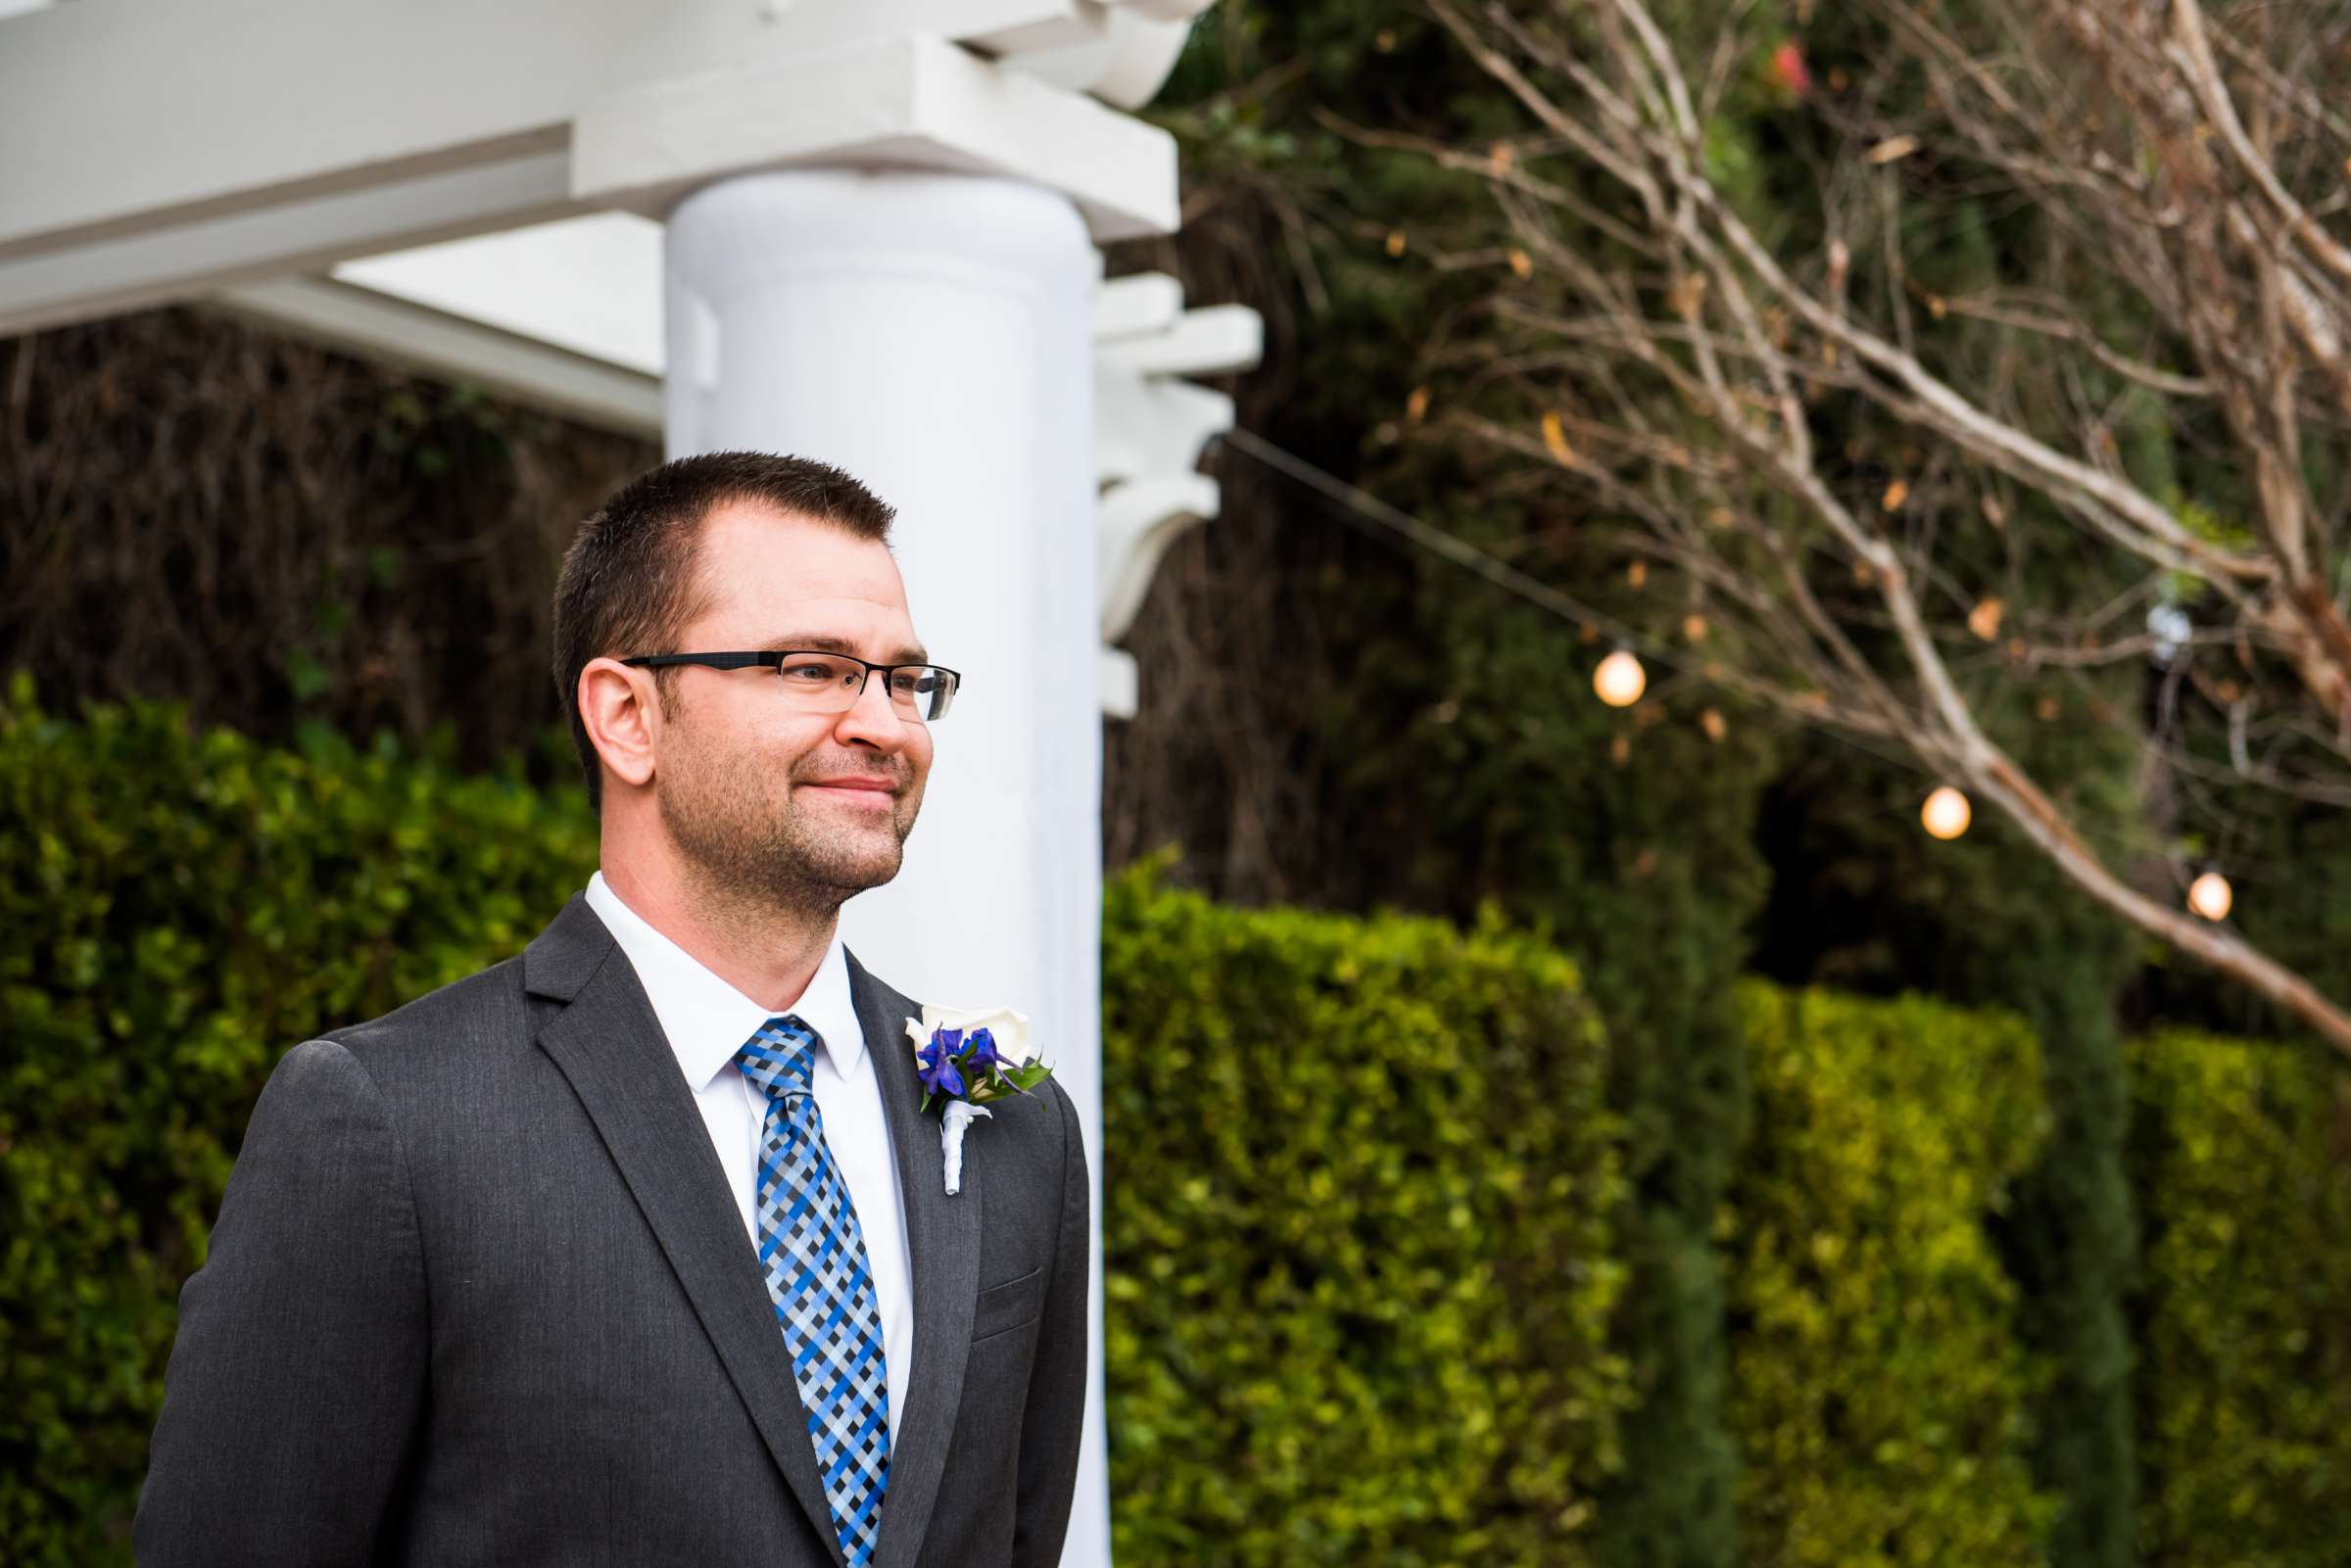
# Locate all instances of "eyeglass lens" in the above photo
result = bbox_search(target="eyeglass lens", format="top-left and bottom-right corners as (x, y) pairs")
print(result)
(777, 653), (956, 721)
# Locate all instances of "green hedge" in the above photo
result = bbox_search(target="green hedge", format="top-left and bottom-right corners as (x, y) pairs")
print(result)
(1101, 863), (1630, 1566)
(1728, 981), (2054, 1566)
(0, 678), (598, 1562)
(2130, 1028), (2351, 1568)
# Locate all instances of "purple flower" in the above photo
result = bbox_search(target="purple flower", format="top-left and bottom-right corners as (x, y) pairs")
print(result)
(918, 1029), (966, 1100)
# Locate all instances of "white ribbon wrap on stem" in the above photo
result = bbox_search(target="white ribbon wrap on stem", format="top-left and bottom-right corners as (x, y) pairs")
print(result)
(940, 1100), (992, 1195)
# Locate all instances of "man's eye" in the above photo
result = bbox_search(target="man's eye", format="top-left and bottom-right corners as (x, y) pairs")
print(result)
(781, 659), (840, 684)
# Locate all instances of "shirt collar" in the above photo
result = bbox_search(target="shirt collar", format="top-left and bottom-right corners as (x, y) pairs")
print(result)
(583, 870), (867, 1093)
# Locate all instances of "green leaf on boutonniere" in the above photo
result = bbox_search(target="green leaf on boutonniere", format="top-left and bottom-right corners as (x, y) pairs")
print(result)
(1003, 1062), (1054, 1094)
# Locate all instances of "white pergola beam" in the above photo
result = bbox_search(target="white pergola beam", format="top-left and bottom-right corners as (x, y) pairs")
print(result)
(0, 0), (1111, 249)
(959, 0), (1113, 55)
(1, 0), (716, 254)
(1091, 273), (1185, 342)
(573, 34), (1176, 239)
(336, 215), (668, 378)
(1095, 303), (1262, 377)
(1098, 472), (1219, 642)
(0, 0), (1176, 334)
(0, 150), (577, 337)
(1094, 374), (1233, 488)
(216, 276), (664, 437)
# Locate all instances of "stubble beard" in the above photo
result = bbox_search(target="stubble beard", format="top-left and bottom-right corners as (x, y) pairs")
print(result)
(658, 741), (919, 926)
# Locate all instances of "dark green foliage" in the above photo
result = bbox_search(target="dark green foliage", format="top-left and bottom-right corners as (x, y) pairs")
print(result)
(0, 677), (599, 1563)
(1451, 630), (1775, 1568)
(1755, 726), (2144, 1568)
(0, 309), (653, 780)
(1423, 609), (1774, 1568)
(2130, 1029), (2351, 1567)
(1101, 861), (1631, 1566)
(1729, 980), (2053, 1565)
(2005, 962), (2140, 1568)
(1138, 13), (1789, 1559)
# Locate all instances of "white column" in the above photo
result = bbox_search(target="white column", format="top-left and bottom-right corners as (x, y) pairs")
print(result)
(664, 167), (1111, 1568)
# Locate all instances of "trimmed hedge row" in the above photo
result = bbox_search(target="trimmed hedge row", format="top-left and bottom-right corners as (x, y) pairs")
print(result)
(1100, 864), (1629, 1567)
(1728, 981), (2053, 1565)
(0, 677), (599, 1562)
(6, 686), (2350, 1567)
(2130, 1028), (2351, 1568)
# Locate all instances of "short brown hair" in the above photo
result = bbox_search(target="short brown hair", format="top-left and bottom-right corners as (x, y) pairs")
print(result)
(552, 451), (896, 813)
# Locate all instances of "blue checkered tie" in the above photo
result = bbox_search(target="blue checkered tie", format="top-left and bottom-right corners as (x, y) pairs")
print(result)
(736, 1016), (890, 1566)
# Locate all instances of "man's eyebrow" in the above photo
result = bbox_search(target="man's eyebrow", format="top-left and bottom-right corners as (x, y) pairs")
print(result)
(757, 633), (932, 664)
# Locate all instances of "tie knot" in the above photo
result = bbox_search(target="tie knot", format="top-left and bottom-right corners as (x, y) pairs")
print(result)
(736, 1015), (821, 1101)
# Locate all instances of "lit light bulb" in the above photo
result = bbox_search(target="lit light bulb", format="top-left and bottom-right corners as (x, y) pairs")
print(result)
(1921, 785), (1971, 840)
(2188, 871), (2233, 923)
(1594, 649), (1647, 707)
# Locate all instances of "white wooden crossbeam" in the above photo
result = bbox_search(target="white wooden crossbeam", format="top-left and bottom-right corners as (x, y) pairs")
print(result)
(0, 0), (1179, 334)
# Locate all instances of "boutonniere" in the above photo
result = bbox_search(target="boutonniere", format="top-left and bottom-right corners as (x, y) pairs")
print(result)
(905, 1004), (1051, 1195)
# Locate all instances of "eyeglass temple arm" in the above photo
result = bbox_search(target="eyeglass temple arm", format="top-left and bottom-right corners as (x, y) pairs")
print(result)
(620, 653), (770, 670)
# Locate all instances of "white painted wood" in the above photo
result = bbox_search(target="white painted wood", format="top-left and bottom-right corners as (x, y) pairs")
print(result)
(0, 0), (1181, 337)
(1090, 272), (1184, 342)
(215, 277), (664, 436)
(335, 214), (668, 377)
(0, 0), (1129, 254)
(1006, 2), (1203, 111)
(1001, 4), (1194, 111)
(1115, 0), (1218, 21)
(1095, 372), (1234, 487)
(1097, 472), (1220, 641)
(0, 149), (576, 336)
(1081, 14), (1197, 110)
(571, 33), (1177, 240)
(959, 0), (1112, 54)
(1095, 302), (1262, 376)
(1099, 648), (1140, 721)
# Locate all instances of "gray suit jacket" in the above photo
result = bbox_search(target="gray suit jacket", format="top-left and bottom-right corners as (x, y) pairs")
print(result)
(135, 893), (1089, 1568)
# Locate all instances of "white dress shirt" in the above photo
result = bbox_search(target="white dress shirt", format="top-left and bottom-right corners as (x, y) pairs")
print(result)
(583, 871), (915, 1431)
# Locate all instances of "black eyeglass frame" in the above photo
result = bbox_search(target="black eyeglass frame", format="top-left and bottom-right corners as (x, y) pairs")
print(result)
(620, 650), (963, 721)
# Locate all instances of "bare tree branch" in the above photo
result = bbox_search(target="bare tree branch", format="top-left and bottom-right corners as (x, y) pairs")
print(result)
(1390, 0), (2351, 1057)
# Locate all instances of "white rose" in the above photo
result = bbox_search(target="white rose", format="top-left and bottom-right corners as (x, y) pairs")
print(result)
(904, 1003), (1034, 1069)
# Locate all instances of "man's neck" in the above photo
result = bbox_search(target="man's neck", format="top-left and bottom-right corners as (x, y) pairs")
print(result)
(597, 859), (839, 1016)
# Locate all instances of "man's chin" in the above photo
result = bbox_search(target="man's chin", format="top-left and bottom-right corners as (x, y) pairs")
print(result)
(796, 832), (905, 894)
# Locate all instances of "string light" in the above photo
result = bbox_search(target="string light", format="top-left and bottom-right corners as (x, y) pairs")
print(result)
(1595, 648), (1647, 706)
(1214, 427), (2319, 905)
(1921, 785), (1972, 840)
(2188, 870), (2233, 922)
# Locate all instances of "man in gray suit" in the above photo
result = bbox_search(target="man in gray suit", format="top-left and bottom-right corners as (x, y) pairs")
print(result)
(136, 452), (1090, 1568)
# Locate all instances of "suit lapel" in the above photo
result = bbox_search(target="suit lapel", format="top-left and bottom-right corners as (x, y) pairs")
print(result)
(848, 951), (984, 1568)
(525, 895), (848, 1568)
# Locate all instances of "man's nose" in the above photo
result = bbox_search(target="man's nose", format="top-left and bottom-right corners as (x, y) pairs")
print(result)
(834, 671), (912, 747)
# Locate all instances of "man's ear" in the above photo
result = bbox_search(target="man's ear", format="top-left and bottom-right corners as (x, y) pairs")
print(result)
(578, 657), (660, 796)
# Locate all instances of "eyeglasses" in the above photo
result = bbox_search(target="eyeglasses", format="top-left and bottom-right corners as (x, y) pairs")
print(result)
(621, 650), (962, 722)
